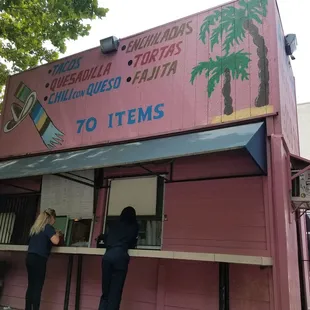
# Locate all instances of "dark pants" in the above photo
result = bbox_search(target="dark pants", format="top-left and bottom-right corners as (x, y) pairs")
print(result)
(98, 249), (129, 310)
(25, 253), (47, 310)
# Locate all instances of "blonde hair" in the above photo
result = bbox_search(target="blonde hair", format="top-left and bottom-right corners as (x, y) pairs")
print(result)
(29, 208), (56, 236)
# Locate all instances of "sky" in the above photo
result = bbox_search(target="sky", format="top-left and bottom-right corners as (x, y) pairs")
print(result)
(63, 0), (310, 104)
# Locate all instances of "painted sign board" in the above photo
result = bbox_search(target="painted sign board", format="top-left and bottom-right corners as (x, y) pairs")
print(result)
(0, 0), (278, 158)
(274, 3), (299, 154)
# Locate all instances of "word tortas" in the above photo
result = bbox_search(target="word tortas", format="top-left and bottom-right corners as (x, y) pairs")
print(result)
(133, 41), (182, 67)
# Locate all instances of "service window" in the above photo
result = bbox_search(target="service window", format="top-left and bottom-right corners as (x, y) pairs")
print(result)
(0, 195), (38, 245)
(54, 216), (93, 247)
(54, 216), (69, 240)
(69, 219), (93, 247)
(41, 170), (95, 247)
(104, 176), (165, 249)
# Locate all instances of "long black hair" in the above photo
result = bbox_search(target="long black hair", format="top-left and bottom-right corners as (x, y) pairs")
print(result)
(120, 206), (137, 224)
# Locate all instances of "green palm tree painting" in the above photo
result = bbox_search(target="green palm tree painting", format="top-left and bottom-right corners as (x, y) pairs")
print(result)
(191, 51), (250, 115)
(191, 0), (269, 114)
(190, 51), (250, 115)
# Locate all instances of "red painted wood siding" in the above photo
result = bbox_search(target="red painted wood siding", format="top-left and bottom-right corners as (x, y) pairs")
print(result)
(163, 176), (269, 256)
(1, 253), (272, 310)
(230, 264), (272, 310)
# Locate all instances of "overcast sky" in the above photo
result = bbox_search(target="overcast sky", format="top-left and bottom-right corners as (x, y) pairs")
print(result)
(63, 0), (309, 104)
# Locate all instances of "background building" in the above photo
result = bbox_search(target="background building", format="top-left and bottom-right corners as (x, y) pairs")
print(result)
(298, 102), (310, 159)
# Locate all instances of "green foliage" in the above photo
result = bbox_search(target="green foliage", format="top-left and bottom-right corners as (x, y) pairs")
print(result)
(199, 10), (221, 44)
(239, 0), (268, 21)
(190, 50), (251, 97)
(0, 63), (9, 112)
(199, 0), (266, 54)
(200, 7), (246, 54)
(0, 0), (109, 104)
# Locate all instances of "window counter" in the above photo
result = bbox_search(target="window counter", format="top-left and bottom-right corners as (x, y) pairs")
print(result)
(0, 244), (273, 266)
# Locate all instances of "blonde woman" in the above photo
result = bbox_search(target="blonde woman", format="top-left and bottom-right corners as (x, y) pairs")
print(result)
(25, 208), (60, 310)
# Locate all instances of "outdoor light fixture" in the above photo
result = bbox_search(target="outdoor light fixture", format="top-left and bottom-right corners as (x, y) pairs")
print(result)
(100, 36), (120, 54)
(285, 34), (297, 60)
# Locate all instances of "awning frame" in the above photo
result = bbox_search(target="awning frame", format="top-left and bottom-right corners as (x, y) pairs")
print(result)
(54, 172), (95, 188)
(285, 139), (310, 218)
(291, 153), (310, 181)
(0, 181), (39, 193)
(0, 122), (267, 181)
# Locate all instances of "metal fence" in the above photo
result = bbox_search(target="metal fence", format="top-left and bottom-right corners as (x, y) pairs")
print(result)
(0, 195), (38, 245)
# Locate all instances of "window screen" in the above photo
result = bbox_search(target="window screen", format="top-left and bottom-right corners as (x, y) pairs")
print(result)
(108, 176), (158, 216)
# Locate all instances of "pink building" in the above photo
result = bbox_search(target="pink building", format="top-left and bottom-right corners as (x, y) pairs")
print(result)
(0, 0), (308, 309)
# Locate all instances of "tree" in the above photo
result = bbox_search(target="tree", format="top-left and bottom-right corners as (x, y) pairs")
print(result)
(199, 0), (269, 107)
(0, 0), (109, 111)
(190, 51), (250, 115)
(0, 63), (9, 110)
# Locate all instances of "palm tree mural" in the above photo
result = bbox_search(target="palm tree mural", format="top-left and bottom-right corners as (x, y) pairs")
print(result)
(197, 0), (269, 108)
(190, 51), (250, 115)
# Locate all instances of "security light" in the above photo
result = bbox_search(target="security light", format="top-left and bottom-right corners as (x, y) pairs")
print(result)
(100, 36), (120, 54)
(285, 34), (297, 60)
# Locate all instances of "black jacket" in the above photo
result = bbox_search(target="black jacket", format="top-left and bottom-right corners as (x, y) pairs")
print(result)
(104, 220), (139, 251)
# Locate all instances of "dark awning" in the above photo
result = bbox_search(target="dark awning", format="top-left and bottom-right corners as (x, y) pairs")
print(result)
(290, 153), (310, 170)
(0, 122), (266, 180)
(290, 153), (310, 181)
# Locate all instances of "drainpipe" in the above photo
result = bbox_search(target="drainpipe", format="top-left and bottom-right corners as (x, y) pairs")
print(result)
(64, 255), (74, 310)
(75, 255), (83, 310)
(219, 262), (230, 310)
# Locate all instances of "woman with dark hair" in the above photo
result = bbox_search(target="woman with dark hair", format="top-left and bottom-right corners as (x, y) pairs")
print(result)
(98, 206), (139, 310)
